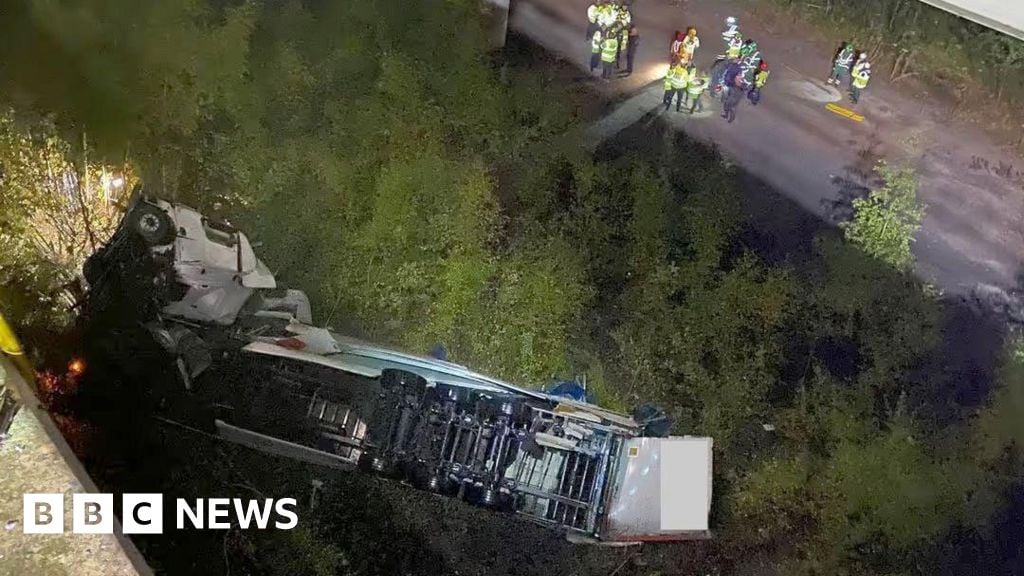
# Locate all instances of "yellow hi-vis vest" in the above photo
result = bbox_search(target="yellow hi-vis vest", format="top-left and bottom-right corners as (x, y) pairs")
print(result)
(669, 65), (689, 90)
(726, 37), (742, 58)
(664, 66), (676, 90)
(754, 69), (770, 88)
(852, 69), (870, 89)
(687, 76), (707, 96)
(592, 31), (602, 54)
(601, 37), (618, 63)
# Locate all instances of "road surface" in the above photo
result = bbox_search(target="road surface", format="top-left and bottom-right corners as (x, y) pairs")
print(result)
(512, 0), (1024, 298)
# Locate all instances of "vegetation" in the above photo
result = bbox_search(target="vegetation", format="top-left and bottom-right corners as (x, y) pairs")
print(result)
(841, 162), (924, 270)
(0, 1), (1021, 575)
(751, 0), (1024, 135)
(0, 112), (127, 328)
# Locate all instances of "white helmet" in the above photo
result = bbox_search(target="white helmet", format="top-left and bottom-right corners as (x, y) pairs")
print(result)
(726, 16), (737, 27)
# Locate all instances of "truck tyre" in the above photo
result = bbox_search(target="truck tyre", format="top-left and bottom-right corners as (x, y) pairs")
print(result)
(129, 204), (174, 245)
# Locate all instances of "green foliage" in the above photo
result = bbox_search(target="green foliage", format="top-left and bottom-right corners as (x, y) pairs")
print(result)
(841, 162), (924, 271)
(753, 0), (1024, 107)
(1, 0), (591, 385)
(726, 378), (974, 574)
(2, 1), (1023, 574)
(812, 236), (941, 418)
(0, 111), (125, 327)
(608, 150), (794, 465)
(975, 337), (1024, 464)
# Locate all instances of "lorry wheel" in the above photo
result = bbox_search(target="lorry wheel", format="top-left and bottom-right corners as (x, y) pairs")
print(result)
(129, 204), (174, 245)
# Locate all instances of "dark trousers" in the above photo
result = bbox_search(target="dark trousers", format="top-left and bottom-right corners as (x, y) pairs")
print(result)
(850, 85), (862, 103)
(828, 65), (849, 84)
(590, 52), (600, 72)
(663, 89), (676, 110)
(689, 93), (703, 113)
(625, 44), (638, 74)
(664, 89), (684, 110)
(723, 92), (742, 122)
(602, 60), (614, 79)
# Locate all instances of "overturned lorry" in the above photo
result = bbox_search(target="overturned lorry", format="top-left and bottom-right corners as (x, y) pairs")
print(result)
(83, 188), (714, 543)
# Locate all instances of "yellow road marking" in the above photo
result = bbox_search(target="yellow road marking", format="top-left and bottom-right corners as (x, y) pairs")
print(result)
(825, 102), (864, 122)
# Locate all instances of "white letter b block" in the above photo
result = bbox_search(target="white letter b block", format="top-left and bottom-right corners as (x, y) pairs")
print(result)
(73, 493), (114, 534)
(23, 493), (64, 534)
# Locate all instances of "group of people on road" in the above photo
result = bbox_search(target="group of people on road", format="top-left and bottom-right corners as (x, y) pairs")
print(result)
(662, 58), (708, 114)
(584, 7), (875, 126)
(586, 0), (639, 79)
(697, 17), (771, 123)
(660, 27), (710, 114)
(828, 41), (872, 104)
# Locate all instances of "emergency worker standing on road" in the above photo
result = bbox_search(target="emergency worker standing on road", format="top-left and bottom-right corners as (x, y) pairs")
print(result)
(586, 2), (601, 40)
(681, 27), (700, 65)
(749, 60), (769, 105)
(671, 30), (686, 63)
(664, 61), (679, 110)
(722, 74), (746, 123)
(687, 69), (708, 114)
(601, 28), (620, 80)
(663, 60), (689, 111)
(623, 26), (640, 76)
(590, 29), (603, 73)
(850, 61), (871, 104)
(615, 5), (632, 69)
(739, 38), (760, 82)
(684, 65), (708, 112)
(828, 41), (855, 86)
(726, 31), (743, 60)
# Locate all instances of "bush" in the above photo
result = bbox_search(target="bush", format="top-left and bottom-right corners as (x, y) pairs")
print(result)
(841, 162), (924, 271)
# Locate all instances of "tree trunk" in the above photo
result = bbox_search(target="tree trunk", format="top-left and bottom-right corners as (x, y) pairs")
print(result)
(888, 0), (904, 33)
(76, 131), (98, 253)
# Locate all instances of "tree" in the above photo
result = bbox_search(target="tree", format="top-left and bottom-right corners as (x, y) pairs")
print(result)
(978, 31), (1024, 102)
(0, 111), (127, 326)
(841, 162), (924, 271)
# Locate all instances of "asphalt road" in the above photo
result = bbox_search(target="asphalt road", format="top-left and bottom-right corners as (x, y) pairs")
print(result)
(512, 0), (1024, 297)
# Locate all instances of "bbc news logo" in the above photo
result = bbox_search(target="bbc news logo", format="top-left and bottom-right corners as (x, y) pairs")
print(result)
(22, 494), (298, 534)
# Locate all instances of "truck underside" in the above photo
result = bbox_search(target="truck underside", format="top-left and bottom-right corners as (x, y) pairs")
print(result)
(80, 191), (713, 542)
(206, 351), (624, 535)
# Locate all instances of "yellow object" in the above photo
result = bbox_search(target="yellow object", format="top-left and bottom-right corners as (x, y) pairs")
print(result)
(0, 309), (35, 391)
(663, 64), (689, 89)
(825, 103), (865, 122)
(0, 312), (24, 356)
(601, 37), (619, 63)
(755, 69), (770, 88)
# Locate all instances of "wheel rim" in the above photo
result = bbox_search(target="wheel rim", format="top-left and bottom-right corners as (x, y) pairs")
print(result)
(139, 213), (161, 235)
